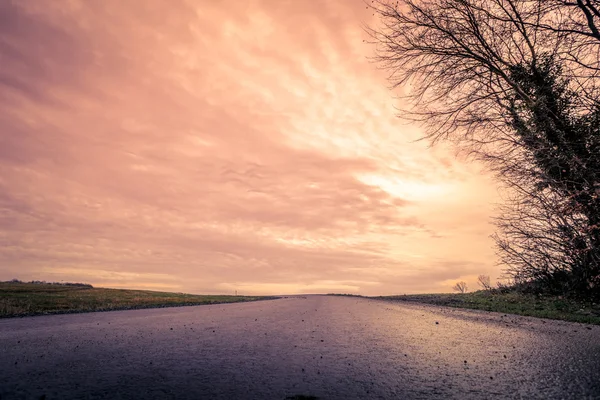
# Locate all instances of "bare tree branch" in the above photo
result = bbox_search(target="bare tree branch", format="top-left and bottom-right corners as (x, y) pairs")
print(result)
(368, 0), (600, 297)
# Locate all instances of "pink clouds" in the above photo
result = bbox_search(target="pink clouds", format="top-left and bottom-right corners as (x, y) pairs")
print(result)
(0, 0), (500, 294)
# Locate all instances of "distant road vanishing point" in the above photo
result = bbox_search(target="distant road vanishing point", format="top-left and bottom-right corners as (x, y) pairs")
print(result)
(1, 295), (599, 399)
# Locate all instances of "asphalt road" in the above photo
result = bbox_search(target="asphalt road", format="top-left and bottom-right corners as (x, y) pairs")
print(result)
(1, 295), (600, 399)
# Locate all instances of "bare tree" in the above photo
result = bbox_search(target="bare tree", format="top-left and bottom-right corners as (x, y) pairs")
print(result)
(477, 275), (492, 291)
(368, 0), (600, 297)
(453, 281), (468, 293)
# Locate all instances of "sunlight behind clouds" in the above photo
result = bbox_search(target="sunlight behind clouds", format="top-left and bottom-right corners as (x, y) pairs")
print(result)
(357, 174), (452, 201)
(0, 0), (501, 295)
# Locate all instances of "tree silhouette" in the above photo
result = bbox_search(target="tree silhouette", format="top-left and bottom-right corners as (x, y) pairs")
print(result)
(453, 281), (468, 293)
(368, 0), (600, 298)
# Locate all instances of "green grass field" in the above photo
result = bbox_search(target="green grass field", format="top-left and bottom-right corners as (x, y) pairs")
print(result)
(375, 291), (600, 325)
(0, 282), (275, 318)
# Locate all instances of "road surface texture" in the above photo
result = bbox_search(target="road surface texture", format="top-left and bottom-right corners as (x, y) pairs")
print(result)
(1, 295), (599, 399)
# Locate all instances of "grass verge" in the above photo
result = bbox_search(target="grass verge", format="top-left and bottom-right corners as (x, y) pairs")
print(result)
(0, 282), (276, 318)
(374, 291), (600, 325)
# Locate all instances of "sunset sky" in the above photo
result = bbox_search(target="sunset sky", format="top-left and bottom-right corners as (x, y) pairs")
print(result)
(0, 0), (501, 295)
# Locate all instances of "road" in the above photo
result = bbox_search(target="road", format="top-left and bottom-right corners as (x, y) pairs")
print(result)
(1, 295), (599, 399)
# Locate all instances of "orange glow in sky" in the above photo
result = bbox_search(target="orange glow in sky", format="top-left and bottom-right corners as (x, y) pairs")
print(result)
(0, 0), (500, 295)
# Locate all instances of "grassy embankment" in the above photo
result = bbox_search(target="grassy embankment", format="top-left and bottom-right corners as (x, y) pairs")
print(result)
(0, 281), (275, 318)
(375, 291), (600, 325)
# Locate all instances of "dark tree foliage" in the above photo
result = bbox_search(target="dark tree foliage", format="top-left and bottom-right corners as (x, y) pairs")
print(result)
(368, 0), (600, 297)
(504, 55), (600, 293)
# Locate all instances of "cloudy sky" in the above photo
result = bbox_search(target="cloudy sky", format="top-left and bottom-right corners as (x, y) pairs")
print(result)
(0, 0), (501, 295)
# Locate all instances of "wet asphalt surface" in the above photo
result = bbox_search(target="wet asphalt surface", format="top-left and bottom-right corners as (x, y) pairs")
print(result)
(1, 295), (600, 400)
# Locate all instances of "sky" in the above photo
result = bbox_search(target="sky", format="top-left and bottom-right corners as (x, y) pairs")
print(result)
(0, 0), (502, 295)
